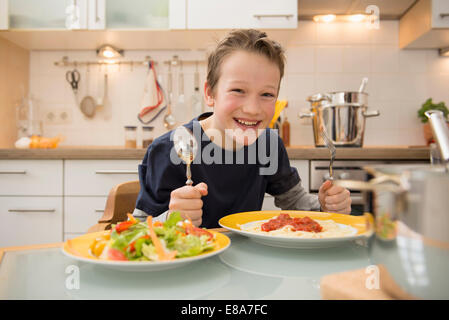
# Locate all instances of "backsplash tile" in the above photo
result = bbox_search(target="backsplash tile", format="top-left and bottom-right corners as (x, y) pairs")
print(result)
(31, 21), (449, 147)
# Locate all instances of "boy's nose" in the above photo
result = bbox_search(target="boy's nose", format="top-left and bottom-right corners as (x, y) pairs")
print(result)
(241, 96), (261, 115)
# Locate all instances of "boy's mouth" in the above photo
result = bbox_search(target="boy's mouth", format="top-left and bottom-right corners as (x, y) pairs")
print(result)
(233, 118), (262, 129)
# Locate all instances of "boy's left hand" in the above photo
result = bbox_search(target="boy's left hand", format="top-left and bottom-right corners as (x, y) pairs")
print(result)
(318, 180), (351, 214)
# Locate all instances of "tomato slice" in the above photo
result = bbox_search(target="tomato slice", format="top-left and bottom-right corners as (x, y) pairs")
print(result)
(107, 248), (128, 261)
(115, 220), (135, 233)
(185, 225), (213, 241)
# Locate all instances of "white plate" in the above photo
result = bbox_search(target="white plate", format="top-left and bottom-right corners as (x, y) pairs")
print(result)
(62, 231), (231, 272)
(219, 211), (373, 249)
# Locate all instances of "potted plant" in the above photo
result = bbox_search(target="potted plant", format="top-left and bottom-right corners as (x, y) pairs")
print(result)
(417, 98), (449, 145)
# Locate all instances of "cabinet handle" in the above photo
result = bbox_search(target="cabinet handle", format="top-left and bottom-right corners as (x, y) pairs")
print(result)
(95, 209), (105, 212)
(0, 170), (27, 174)
(8, 209), (56, 213)
(440, 13), (449, 18)
(95, 0), (100, 23)
(253, 14), (294, 20)
(95, 170), (138, 174)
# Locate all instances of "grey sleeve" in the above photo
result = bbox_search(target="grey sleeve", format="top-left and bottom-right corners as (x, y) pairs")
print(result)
(273, 180), (321, 211)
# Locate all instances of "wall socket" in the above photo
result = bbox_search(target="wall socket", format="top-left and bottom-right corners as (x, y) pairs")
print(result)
(43, 108), (73, 124)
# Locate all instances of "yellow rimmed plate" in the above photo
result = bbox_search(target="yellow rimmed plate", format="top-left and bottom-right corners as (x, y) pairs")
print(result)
(219, 210), (374, 249)
(62, 230), (231, 272)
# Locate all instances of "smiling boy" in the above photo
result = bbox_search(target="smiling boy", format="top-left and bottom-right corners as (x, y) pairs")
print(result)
(134, 29), (351, 228)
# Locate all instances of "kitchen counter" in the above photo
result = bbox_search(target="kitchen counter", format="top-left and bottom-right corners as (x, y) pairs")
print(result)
(0, 145), (430, 160)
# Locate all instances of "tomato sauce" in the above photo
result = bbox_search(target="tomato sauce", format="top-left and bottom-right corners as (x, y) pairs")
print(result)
(261, 213), (323, 233)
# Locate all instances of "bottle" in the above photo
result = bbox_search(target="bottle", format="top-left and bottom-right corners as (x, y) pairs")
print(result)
(142, 126), (154, 149)
(124, 126), (137, 148)
(281, 112), (290, 147)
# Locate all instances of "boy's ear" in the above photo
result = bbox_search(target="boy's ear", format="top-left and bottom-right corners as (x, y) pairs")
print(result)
(204, 81), (215, 107)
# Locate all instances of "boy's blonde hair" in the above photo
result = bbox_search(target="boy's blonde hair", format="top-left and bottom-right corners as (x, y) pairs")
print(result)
(206, 29), (285, 94)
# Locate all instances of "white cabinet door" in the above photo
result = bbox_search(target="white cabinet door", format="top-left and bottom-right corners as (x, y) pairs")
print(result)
(187, 0), (297, 29)
(64, 160), (140, 196)
(64, 196), (108, 233)
(0, 160), (63, 196)
(290, 160), (309, 192)
(0, 0), (8, 29)
(6, 0), (87, 30)
(0, 196), (63, 247)
(87, 0), (105, 29)
(169, 0), (186, 29)
(432, 0), (449, 28)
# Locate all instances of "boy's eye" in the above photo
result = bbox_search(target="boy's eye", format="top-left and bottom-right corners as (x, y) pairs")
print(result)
(231, 88), (244, 93)
(262, 92), (275, 98)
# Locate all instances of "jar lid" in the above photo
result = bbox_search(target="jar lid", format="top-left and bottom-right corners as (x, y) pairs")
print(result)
(124, 126), (137, 130)
(142, 126), (154, 131)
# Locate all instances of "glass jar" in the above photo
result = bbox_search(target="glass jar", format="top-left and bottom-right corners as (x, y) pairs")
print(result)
(142, 126), (154, 149)
(124, 126), (137, 148)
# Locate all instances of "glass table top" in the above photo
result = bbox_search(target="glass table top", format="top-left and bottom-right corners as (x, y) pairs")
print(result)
(0, 234), (372, 300)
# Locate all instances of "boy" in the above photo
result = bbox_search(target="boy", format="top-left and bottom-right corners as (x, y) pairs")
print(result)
(134, 29), (351, 228)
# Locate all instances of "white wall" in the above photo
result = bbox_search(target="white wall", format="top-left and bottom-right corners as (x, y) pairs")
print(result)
(30, 21), (449, 147)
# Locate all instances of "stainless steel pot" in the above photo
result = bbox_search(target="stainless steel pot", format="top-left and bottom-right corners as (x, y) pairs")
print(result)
(299, 88), (380, 147)
(334, 110), (449, 299)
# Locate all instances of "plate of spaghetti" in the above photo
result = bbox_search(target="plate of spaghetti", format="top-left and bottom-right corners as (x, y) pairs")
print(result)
(219, 210), (373, 248)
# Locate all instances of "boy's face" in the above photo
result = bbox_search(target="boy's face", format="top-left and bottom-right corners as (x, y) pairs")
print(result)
(204, 50), (280, 146)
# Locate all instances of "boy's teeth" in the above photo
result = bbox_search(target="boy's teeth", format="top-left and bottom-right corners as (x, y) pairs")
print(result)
(236, 119), (258, 126)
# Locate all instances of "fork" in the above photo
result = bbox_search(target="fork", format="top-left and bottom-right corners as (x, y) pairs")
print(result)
(321, 130), (336, 181)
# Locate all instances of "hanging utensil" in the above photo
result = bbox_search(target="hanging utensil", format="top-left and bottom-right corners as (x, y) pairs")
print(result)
(102, 71), (111, 120)
(80, 65), (96, 118)
(164, 63), (176, 129)
(191, 61), (203, 118)
(66, 69), (80, 94)
(173, 126), (198, 186)
(138, 60), (164, 119)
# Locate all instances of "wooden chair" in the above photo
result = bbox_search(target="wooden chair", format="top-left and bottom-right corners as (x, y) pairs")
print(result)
(87, 180), (140, 233)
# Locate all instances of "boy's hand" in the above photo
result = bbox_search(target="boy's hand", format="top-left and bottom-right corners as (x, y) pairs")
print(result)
(168, 182), (208, 227)
(318, 180), (351, 214)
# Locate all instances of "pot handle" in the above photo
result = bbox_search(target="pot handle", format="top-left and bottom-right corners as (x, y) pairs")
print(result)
(425, 110), (449, 163)
(362, 110), (380, 118)
(333, 179), (403, 193)
(298, 112), (314, 119)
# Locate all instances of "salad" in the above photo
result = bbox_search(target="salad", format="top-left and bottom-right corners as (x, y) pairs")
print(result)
(90, 212), (215, 262)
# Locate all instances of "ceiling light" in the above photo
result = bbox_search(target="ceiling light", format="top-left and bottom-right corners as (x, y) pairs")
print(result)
(439, 47), (449, 57)
(313, 14), (368, 23)
(313, 14), (336, 23)
(96, 45), (123, 59)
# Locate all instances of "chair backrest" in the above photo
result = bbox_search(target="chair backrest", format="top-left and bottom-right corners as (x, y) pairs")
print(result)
(87, 180), (140, 233)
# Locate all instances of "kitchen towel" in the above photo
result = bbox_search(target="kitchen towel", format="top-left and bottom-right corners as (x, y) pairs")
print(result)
(320, 264), (417, 300)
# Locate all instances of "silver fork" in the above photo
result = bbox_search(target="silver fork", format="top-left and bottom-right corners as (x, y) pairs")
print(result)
(321, 130), (336, 181)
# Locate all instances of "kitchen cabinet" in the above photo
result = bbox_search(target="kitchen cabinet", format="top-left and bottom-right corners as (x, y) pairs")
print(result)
(0, 0), (87, 30)
(0, 160), (63, 196)
(0, 160), (63, 247)
(64, 159), (140, 240)
(64, 196), (107, 234)
(399, 0), (449, 49)
(186, 0), (297, 30)
(0, 0), (175, 31)
(0, 197), (63, 247)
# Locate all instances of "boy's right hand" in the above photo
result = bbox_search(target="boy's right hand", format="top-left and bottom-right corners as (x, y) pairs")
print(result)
(168, 182), (208, 227)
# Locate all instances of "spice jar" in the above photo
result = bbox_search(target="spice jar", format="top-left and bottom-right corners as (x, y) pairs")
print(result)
(124, 126), (137, 148)
(142, 126), (154, 149)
